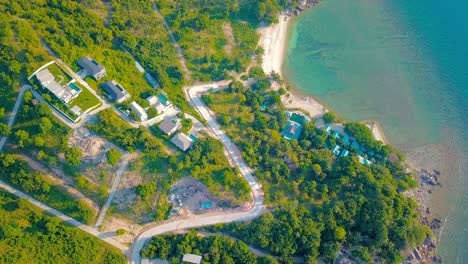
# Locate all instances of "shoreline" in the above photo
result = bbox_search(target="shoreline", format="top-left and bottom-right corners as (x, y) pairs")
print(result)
(258, 6), (442, 262)
(258, 8), (389, 145)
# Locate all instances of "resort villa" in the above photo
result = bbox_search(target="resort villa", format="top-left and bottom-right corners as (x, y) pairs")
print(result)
(77, 56), (106, 80)
(101, 80), (131, 103)
(170, 132), (194, 151)
(281, 111), (311, 140)
(325, 126), (374, 165)
(130, 101), (148, 122)
(35, 68), (81, 104)
(146, 94), (168, 114)
(281, 120), (303, 140)
(158, 118), (181, 136)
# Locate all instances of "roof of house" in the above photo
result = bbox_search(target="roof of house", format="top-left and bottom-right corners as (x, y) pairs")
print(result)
(36, 69), (54, 84)
(158, 118), (181, 135)
(339, 149), (349, 157)
(182, 254), (202, 264)
(333, 130), (341, 139)
(146, 95), (158, 106)
(77, 56), (105, 76)
(101, 80), (130, 102)
(154, 102), (166, 113)
(351, 141), (361, 150)
(358, 155), (372, 165)
(170, 133), (193, 151)
(145, 72), (159, 88)
(332, 145), (341, 156)
(342, 135), (351, 145)
(130, 101), (147, 120)
(325, 126), (332, 134)
(281, 121), (303, 140)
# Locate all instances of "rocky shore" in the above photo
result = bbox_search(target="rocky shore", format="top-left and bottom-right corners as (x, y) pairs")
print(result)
(404, 168), (444, 263)
(264, 2), (443, 263)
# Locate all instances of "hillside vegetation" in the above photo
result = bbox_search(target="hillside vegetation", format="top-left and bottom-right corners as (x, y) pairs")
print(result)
(202, 82), (429, 263)
(0, 191), (125, 264)
(155, 0), (299, 81)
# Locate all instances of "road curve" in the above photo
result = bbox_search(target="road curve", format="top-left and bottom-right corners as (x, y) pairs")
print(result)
(129, 83), (264, 264)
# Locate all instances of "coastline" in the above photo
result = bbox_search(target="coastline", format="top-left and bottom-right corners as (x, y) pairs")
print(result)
(258, 6), (443, 262)
(258, 9), (389, 145)
(258, 14), (289, 77)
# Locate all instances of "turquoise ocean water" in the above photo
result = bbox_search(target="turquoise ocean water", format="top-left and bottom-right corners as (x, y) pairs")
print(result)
(284, 0), (467, 262)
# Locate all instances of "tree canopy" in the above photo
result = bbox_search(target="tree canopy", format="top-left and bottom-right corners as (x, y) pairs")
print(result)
(0, 191), (125, 264)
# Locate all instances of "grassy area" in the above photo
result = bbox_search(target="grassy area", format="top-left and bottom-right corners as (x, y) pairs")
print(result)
(46, 62), (73, 85)
(69, 83), (101, 111)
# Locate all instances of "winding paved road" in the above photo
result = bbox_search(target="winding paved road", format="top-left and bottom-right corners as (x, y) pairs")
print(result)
(129, 83), (264, 264)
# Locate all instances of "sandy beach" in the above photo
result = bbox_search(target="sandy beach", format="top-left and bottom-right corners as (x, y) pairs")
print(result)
(258, 14), (327, 119)
(258, 15), (289, 77)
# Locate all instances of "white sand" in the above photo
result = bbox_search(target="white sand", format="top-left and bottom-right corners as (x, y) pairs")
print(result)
(365, 121), (388, 144)
(258, 15), (289, 76)
(259, 15), (328, 119)
(258, 14), (387, 143)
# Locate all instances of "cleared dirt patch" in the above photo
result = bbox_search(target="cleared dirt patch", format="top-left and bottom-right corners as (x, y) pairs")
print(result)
(222, 22), (235, 55)
(170, 177), (228, 214)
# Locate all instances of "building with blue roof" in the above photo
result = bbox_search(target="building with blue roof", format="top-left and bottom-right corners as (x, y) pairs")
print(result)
(342, 135), (351, 146)
(333, 130), (341, 139)
(331, 145), (341, 156)
(339, 149), (349, 157)
(325, 126), (332, 135)
(358, 155), (373, 165)
(351, 141), (361, 151)
(281, 121), (303, 140)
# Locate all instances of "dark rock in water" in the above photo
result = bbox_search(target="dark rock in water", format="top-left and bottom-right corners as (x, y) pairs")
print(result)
(430, 218), (442, 230)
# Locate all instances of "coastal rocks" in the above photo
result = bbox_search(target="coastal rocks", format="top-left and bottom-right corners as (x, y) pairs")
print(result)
(430, 218), (442, 230)
(404, 236), (441, 264)
(288, 0), (321, 17)
(420, 169), (441, 186)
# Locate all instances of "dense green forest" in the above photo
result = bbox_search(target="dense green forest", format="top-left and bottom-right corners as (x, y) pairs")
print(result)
(142, 230), (280, 264)
(0, 191), (125, 264)
(201, 81), (429, 263)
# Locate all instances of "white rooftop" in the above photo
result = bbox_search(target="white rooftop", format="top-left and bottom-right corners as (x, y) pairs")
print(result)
(182, 254), (202, 264)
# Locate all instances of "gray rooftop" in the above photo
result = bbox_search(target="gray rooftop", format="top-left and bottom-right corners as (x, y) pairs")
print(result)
(158, 118), (181, 135)
(170, 133), (193, 151)
(36, 69), (55, 84)
(101, 80), (130, 102)
(77, 56), (105, 76)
